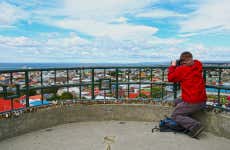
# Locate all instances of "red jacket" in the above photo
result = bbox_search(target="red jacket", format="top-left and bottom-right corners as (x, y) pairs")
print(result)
(168, 60), (207, 104)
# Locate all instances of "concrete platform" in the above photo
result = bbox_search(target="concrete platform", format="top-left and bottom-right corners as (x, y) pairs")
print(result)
(1, 121), (230, 150)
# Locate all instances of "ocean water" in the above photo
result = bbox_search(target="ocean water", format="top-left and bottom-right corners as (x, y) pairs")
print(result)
(0, 62), (169, 70)
(0, 61), (229, 70)
(0, 63), (89, 70)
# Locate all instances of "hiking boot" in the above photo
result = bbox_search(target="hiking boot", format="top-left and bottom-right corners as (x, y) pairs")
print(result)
(188, 124), (205, 138)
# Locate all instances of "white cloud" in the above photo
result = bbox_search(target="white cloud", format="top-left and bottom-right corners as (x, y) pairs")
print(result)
(0, 34), (229, 62)
(178, 33), (198, 37)
(0, 2), (28, 25)
(0, 36), (39, 47)
(1, 0), (229, 62)
(156, 43), (230, 62)
(29, 0), (160, 42)
(148, 37), (185, 45)
(53, 19), (158, 40)
(46, 33), (89, 48)
(0, 34), (194, 63)
(63, 0), (158, 20)
(111, 17), (128, 24)
(0, 33), (88, 55)
(136, 9), (186, 18)
(180, 0), (230, 33)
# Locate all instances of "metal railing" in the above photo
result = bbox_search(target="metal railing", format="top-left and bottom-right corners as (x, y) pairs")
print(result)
(0, 65), (230, 115)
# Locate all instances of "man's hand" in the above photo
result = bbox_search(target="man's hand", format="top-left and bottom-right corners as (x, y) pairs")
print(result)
(171, 60), (177, 66)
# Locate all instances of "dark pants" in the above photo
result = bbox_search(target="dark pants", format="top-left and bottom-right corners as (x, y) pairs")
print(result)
(171, 99), (205, 131)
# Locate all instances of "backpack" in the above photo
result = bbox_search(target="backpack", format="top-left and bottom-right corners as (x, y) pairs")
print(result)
(152, 117), (186, 133)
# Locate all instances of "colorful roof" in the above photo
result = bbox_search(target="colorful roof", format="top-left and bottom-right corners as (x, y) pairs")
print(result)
(0, 98), (25, 112)
(129, 93), (139, 99)
(29, 95), (42, 100)
(227, 96), (230, 101)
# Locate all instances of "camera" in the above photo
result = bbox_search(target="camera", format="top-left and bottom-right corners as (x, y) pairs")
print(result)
(176, 59), (181, 66)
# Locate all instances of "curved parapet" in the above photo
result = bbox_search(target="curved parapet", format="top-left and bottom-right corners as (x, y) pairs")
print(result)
(0, 104), (230, 141)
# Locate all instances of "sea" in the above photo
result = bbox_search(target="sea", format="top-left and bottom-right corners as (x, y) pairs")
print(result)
(0, 62), (169, 70)
(0, 61), (229, 70)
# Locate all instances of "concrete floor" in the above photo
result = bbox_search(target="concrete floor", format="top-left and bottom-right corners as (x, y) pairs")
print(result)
(1, 121), (230, 150)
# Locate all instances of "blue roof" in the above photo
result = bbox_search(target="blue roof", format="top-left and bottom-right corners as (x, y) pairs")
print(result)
(30, 100), (50, 107)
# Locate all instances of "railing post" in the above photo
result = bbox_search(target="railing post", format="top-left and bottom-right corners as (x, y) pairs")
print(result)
(150, 68), (153, 100)
(128, 69), (130, 99)
(218, 69), (222, 104)
(67, 69), (69, 92)
(161, 69), (165, 100)
(79, 69), (82, 100)
(10, 98), (14, 114)
(115, 68), (119, 100)
(173, 83), (177, 100)
(10, 72), (13, 84)
(54, 70), (57, 84)
(40, 71), (44, 104)
(104, 69), (106, 101)
(91, 69), (95, 100)
(203, 69), (207, 83)
(139, 68), (141, 98)
(25, 71), (30, 107)
(10, 72), (14, 112)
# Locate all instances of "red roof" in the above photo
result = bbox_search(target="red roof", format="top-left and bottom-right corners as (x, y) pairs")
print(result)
(95, 89), (100, 95)
(129, 93), (139, 99)
(227, 96), (230, 101)
(141, 91), (150, 96)
(88, 89), (100, 96)
(0, 98), (25, 112)
(128, 91), (150, 99)
(29, 95), (42, 100)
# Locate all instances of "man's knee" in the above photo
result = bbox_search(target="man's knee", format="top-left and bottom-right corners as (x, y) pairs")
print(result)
(171, 106), (184, 119)
(174, 98), (182, 106)
(171, 114), (176, 121)
(171, 112), (178, 120)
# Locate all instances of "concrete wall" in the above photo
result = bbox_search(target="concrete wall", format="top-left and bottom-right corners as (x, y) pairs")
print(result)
(194, 111), (230, 139)
(0, 104), (230, 141)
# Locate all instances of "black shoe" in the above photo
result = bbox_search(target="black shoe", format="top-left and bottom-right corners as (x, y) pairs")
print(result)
(188, 125), (205, 138)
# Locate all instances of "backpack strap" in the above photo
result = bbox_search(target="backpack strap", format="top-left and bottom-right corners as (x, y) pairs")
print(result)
(152, 126), (160, 133)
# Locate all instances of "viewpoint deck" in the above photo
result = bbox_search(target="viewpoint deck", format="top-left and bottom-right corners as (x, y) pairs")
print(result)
(1, 121), (230, 150)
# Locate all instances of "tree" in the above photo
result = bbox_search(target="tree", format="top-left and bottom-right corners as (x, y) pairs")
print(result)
(21, 89), (37, 96)
(138, 93), (148, 98)
(47, 94), (60, 101)
(43, 87), (59, 94)
(60, 92), (73, 100)
(151, 86), (165, 98)
(29, 89), (37, 96)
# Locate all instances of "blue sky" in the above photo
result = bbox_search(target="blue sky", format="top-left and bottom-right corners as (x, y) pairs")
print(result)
(0, 0), (229, 63)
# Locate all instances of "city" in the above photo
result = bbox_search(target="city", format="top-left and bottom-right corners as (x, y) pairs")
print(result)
(0, 65), (230, 116)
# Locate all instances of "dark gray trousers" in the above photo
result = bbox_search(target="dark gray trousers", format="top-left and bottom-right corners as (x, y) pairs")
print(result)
(171, 99), (205, 131)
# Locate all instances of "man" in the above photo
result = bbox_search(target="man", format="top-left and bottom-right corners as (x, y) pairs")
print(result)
(168, 51), (207, 138)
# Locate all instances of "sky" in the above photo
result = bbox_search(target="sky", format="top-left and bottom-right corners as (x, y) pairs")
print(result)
(0, 0), (230, 63)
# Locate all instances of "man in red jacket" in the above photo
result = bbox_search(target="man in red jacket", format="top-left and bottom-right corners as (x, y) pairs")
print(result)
(168, 51), (207, 138)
